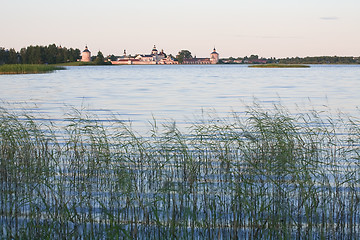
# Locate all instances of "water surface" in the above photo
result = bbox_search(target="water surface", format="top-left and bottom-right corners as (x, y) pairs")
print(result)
(1, 64), (360, 128)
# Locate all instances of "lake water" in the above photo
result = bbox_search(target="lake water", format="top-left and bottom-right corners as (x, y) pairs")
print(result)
(1, 64), (360, 130)
(2, 64), (360, 238)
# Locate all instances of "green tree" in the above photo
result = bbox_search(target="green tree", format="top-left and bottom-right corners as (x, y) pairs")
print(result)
(95, 51), (105, 65)
(19, 48), (27, 64)
(0, 48), (7, 64)
(68, 48), (81, 62)
(17, 44), (81, 64)
(46, 44), (58, 64)
(56, 47), (65, 63)
(8, 48), (18, 64)
(249, 54), (259, 60)
(28, 46), (40, 64)
(109, 54), (117, 61)
(176, 50), (192, 64)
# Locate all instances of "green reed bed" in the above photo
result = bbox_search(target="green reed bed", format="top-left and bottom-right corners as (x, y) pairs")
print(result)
(0, 104), (360, 239)
(57, 61), (97, 66)
(0, 64), (64, 74)
(249, 64), (310, 68)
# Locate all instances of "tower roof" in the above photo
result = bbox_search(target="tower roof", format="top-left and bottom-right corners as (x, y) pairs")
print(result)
(83, 46), (90, 53)
(211, 47), (218, 54)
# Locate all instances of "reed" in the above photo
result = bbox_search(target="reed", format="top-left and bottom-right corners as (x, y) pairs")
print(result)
(0, 104), (359, 239)
(56, 62), (96, 66)
(0, 64), (64, 74)
(249, 64), (310, 68)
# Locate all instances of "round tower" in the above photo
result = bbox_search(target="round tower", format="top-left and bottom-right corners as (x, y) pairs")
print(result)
(210, 47), (219, 64)
(81, 46), (91, 62)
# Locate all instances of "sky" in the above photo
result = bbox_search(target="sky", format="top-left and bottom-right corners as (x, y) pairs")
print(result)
(1, 0), (360, 58)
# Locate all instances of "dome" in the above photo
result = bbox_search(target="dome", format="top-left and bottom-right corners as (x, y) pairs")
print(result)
(211, 47), (218, 54)
(210, 48), (219, 64)
(83, 46), (90, 53)
(151, 45), (158, 55)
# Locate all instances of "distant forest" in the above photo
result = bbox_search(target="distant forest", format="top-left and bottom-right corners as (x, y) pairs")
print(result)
(278, 56), (359, 64)
(222, 55), (360, 64)
(0, 44), (81, 65)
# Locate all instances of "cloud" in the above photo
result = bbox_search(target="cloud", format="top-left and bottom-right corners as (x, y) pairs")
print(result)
(320, 17), (339, 20)
(234, 34), (302, 39)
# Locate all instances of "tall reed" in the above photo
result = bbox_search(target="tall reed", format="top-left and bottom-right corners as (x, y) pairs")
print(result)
(0, 104), (359, 239)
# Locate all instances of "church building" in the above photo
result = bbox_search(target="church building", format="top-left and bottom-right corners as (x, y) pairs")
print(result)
(210, 48), (220, 64)
(111, 45), (178, 65)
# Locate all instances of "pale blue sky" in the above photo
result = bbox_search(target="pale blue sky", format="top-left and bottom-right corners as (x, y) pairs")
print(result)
(1, 0), (360, 58)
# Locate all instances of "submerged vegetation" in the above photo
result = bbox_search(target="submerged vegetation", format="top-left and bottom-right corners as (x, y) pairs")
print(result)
(0, 104), (360, 239)
(0, 64), (64, 74)
(249, 64), (310, 68)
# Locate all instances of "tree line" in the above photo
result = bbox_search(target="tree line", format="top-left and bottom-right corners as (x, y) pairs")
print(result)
(222, 55), (359, 64)
(278, 56), (359, 64)
(0, 44), (81, 65)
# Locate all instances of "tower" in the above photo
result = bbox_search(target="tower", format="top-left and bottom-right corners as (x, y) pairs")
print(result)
(151, 45), (158, 55)
(81, 46), (91, 62)
(210, 47), (219, 64)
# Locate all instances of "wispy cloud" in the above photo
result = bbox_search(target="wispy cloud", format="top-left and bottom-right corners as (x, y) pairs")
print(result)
(320, 17), (339, 20)
(234, 34), (302, 39)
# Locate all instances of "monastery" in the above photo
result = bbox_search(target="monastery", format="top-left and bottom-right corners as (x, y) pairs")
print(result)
(81, 45), (220, 65)
(111, 46), (219, 65)
(111, 45), (178, 65)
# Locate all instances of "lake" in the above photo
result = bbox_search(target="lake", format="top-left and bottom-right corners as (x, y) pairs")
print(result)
(1, 64), (360, 239)
(1, 64), (360, 130)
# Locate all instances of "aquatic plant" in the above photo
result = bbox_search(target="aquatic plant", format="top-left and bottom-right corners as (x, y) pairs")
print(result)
(249, 64), (310, 68)
(0, 104), (359, 239)
(0, 64), (64, 74)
